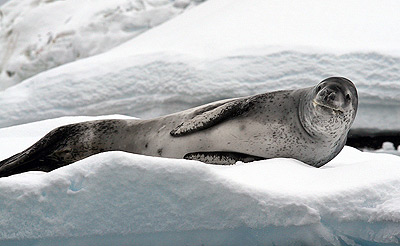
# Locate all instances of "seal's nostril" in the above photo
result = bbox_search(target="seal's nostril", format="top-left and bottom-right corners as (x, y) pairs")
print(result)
(345, 94), (351, 101)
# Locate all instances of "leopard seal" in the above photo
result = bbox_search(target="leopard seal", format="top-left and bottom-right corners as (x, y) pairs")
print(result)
(0, 77), (358, 177)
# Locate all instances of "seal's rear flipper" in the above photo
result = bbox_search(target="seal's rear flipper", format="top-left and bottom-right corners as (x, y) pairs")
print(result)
(0, 123), (90, 178)
(0, 152), (58, 177)
(0, 120), (127, 178)
(0, 127), (69, 177)
(184, 151), (264, 165)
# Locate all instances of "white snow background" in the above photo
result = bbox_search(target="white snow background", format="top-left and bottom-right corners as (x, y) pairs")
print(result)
(0, 0), (400, 130)
(0, 0), (9, 7)
(0, 0), (203, 89)
(1, 0), (400, 245)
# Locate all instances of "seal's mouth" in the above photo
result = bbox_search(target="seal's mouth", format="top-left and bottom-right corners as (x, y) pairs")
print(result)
(313, 100), (344, 114)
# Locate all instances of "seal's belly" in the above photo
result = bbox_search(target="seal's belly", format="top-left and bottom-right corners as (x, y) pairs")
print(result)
(158, 117), (309, 160)
(133, 111), (340, 166)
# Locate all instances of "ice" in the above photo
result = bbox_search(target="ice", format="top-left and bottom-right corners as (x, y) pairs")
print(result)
(382, 142), (396, 151)
(0, 117), (400, 245)
(0, 52), (399, 130)
(0, 0), (203, 89)
(0, 0), (399, 129)
(372, 142), (400, 157)
(0, 0), (400, 244)
(0, 0), (8, 6)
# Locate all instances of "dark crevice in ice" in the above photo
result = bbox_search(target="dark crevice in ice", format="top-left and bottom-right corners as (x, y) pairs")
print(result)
(347, 128), (400, 150)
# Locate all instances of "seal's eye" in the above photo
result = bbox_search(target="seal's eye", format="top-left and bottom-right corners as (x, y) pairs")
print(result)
(345, 94), (351, 101)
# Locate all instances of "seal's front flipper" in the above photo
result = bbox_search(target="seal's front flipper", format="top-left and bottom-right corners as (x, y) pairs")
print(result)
(170, 98), (253, 137)
(184, 151), (264, 165)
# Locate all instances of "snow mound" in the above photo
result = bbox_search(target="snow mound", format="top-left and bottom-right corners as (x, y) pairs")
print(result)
(0, 0), (203, 89)
(0, 0), (399, 129)
(107, 0), (400, 58)
(0, 0), (8, 7)
(1, 117), (400, 245)
(0, 52), (399, 130)
(371, 142), (400, 157)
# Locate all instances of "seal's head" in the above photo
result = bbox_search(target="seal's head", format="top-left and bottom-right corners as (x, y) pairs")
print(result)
(300, 77), (358, 138)
(313, 77), (358, 116)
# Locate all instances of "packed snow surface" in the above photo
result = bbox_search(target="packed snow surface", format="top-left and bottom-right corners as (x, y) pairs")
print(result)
(0, 0), (9, 6)
(0, 0), (399, 129)
(0, 0), (400, 244)
(0, 116), (400, 246)
(0, 52), (399, 130)
(0, 0), (203, 89)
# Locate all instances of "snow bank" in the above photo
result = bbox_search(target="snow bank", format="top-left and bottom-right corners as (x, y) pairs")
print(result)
(1, 1), (399, 244)
(1, 117), (400, 245)
(0, 0), (399, 129)
(0, 52), (399, 130)
(108, 0), (400, 58)
(0, 0), (203, 89)
(370, 142), (400, 157)
(0, 0), (9, 7)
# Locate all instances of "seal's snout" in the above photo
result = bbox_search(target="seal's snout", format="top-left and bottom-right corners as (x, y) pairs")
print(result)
(313, 80), (351, 114)
(316, 84), (344, 109)
(312, 77), (358, 115)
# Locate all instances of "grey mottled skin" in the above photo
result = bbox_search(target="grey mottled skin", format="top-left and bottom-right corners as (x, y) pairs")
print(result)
(0, 77), (357, 177)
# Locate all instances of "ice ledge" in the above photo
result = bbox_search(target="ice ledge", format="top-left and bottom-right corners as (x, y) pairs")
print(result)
(0, 147), (400, 244)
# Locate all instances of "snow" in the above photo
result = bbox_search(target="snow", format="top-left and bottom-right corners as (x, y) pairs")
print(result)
(0, 52), (399, 130)
(0, 0), (203, 89)
(109, 0), (400, 58)
(0, 0), (399, 129)
(371, 142), (400, 157)
(1, 0), (400, 244)
(0, 0), (9, 6)
(0, 116), (400, 245)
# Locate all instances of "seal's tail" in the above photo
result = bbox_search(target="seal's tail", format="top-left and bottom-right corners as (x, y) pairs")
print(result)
(0, 125), (72, 177)
(0, 151), (47, 178)
(0, 119), (128, 178)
